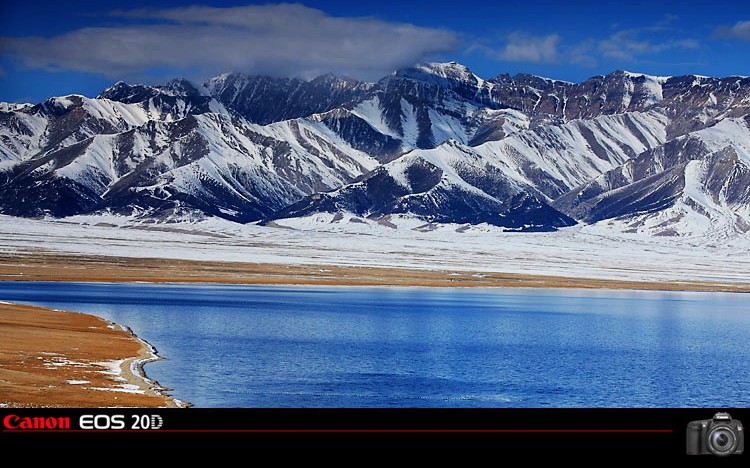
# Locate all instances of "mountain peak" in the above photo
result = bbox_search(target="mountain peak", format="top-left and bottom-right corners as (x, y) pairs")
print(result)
(507, 73), (574, 88)
(419, 61), (469, 72)
(417, 62), (481, 81)
(309, 73), (367, 90)
(390, 62), (485, 89)
(0, 102), (32, 112)
(98, 81), (160, 102)
(164, 78), (204, 97)
(608, 69), (671, 83)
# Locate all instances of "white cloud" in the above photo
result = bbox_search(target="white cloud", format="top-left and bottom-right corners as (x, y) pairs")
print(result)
(598, 29), (699, 61)
(715, 21), (750, 41)
(565, 24), (700, 67)
(0, 3), (460, 80)
(487, 33), (561, 63)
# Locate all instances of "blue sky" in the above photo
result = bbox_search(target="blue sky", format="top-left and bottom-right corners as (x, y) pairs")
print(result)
(1, 0), (750, 102)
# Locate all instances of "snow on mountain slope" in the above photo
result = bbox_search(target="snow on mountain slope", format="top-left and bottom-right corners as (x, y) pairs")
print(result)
(1, 64), (750, 236)
(272, 139), (575, 230)
(556, 117), (750, 237)
(470, 110), (669, 199)
(693, 116), (750, 160)
(54, 133), (121, 193)
(269, 110), (682, 230)
(620, 71), (670, 108)
(0, 111), (381, 221)
(589, 155), (750, 239)
(262, 116), (382, 179)
(0, 103), (32, 112)
(468, 108), (533, 145)
(0, 109), (47, 168)
(413, 62), (488, 88)
(312, 62), (513, 152)
(0, 88), (224, 172)
(98, 78), (230, 121)
(350, 96), (400, 139)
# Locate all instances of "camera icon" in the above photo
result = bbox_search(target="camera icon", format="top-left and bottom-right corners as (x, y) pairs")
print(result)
(686, 412), (744, 456)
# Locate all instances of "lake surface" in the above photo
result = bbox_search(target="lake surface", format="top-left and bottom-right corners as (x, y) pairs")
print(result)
(1, 282), (748, 408)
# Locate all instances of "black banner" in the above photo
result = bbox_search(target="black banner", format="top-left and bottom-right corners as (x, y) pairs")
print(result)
(1, 408), (747, 460)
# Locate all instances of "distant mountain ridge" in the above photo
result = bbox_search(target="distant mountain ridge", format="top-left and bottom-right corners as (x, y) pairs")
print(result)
(1, 62), (749, 236)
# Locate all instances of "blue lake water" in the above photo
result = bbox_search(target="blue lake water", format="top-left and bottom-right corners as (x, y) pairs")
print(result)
(0, 281), (748, 408)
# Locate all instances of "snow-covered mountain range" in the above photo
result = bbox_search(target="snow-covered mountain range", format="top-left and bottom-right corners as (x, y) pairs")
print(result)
(2, 62), (749, 237)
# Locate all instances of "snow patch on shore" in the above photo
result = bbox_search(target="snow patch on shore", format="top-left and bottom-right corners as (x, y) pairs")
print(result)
(94, 359), (125, 377)
(44, 357), (87, 368)
(90, 384), (146, 394)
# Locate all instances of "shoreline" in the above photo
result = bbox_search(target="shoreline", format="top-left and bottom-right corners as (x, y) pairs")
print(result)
(114, 322), (189, 409)
(1, 249), (747, 408)
(1, 251), (749, 293)
(0, 302), (183, 408)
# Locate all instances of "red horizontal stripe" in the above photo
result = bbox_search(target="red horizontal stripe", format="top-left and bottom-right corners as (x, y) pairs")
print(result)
(2, 428), (674, 434)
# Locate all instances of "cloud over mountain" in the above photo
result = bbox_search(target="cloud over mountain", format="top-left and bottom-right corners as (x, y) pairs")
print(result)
(0, 3), (461, 80)
(495, 32), (561, 63)
(715, 20), (750, 41)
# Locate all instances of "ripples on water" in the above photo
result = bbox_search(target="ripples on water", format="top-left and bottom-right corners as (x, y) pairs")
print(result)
(0, 282), (748, 408)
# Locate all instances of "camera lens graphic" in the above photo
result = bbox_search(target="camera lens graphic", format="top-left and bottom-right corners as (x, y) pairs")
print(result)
(708, 427), (737, 456)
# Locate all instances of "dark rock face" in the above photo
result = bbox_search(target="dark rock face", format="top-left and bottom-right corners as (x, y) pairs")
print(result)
(205, 73), (371, 124)
(659, 76), (750, 139)
(485, 71), (661, 120)
(315, 109), (403, 163)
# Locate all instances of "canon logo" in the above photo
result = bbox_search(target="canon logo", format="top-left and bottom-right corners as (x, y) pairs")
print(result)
(3, 414), (71, 430)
